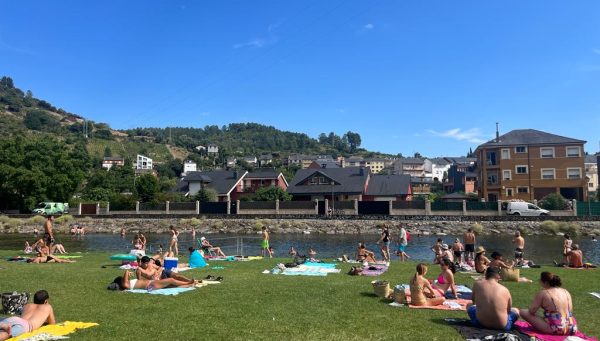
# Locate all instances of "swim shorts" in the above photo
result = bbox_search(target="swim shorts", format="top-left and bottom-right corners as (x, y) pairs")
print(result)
(514, 248), (524, 259)
(465, 244), (475, 253)
(0, 317), (32, 337)
(261, 240), (269, 249)
(467, 305), (519, 331)
(398, 244), (407, 252)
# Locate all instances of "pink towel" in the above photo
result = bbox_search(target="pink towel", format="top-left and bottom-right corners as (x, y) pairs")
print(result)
(514, 321), (597, 341)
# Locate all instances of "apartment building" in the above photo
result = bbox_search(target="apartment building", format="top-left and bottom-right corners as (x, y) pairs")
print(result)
(585, 154), (599, 198)
(476, 129), (587, 201)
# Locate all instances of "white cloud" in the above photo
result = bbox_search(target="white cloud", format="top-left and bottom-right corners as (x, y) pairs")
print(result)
(427, 128), (487, 144)
(364, 23), (374, 30)
(233, 38), (269, 49)
(233, 23), (279, 49)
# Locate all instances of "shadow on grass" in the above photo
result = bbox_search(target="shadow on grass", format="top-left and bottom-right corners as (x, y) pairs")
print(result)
(359, 291), (378, 298)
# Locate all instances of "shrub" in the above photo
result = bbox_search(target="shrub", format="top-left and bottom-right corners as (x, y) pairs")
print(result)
(27, 215), (46, 225)
(189, 218), (202, 226)
(540, 220), (559, 235)
(254, 220), (265, 231)
(55, 214), (74, 225)
(211, 221), (223, 230)
(0, 215), (11, 224)
(471, 223), (483, 234)
(5, 218), (23, 228)
(539, 193), (567, 210)
(558, 222), (581, 236)
(81, 216), (94, 223)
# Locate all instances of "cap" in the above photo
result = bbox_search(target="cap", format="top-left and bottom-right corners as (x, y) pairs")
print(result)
(475, 246), (486, 254)
(441, 244), (449, 250)
(200, 237), (206, 241)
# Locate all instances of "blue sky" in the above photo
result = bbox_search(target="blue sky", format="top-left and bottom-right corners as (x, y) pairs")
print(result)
(1, 1), (600, 156)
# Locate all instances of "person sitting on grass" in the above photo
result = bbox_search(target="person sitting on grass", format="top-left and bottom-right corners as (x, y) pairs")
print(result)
(409, 263), (444, 307)
(24, 241), (33, 254)
(356, 243), (376, 263)
(432, 258), (459, 298)
(108, 270), (197, 291)
(307, 248), (320, 262)
(289, 247), (306, 265)
(474, 247), (490, 274)
(519, 272), (578, 336)
(136, 256), (195, 283)
(468, 267), (520, 331)
(565, 244), (583, 268)
(51, 243), (67, 254)
(488, 251), (514, 271)
(0, 290), (56, 340)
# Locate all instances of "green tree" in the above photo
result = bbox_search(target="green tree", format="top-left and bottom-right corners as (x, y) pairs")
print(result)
(135, 174), (160, 202)
(104, 146), (113, 157)
(345, 131), (362, 152)
(253, 186), (292, 201)
(194, 188), (217, 202)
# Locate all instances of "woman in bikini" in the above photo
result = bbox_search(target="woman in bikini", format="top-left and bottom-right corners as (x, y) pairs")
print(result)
(168, 226), (179, 256)
(474, 247), (490, 274)
(563, 234), (573, 265)
(355, 243), (376, 263)
(519, 272), (578, 335)
(409, 263), (444, 306)
(432, 258), (458, 298)
(109, 270), (197, 291)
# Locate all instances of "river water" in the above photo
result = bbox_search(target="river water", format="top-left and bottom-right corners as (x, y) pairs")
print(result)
(2, 232), (599, 264)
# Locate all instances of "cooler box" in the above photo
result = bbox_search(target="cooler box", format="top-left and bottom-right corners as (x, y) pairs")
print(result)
(164, 257), (178, 270)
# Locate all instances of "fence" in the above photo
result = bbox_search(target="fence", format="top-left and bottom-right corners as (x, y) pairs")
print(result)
(577, 202), (600, 216)
(466, 201), (498, 211)
(393, 201), (425, 210)
(358, 201), (389, 215)
(431, 201), (463, 211)
(239, 201), (276, 210)
(139, 202), (167, 211)
(169, 202), (196, 212)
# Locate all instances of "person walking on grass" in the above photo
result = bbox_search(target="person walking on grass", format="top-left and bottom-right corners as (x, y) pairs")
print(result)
(261, 226), (272, 258)
(43, 216), (54, 252)
(0, 290), (56, 340)
(463, 228), (476, 262)
(169, 226), (179, 256)
(376, 225), (391, 263)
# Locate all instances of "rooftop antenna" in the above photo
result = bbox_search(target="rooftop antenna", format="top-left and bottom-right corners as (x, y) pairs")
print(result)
(495, 122), (500, 142)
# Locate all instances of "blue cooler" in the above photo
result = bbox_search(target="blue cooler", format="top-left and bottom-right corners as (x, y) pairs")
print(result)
(164, 257), (178, 270)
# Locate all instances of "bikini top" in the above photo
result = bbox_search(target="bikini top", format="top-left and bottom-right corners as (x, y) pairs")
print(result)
(437, 274), (446, 285)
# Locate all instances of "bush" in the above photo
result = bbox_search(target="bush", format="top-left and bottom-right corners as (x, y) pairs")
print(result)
(471, 223), (483, 234)
(55, 214), (74, 225)
(211, 221), (223, 230)
(540, 220), (559, 235)
(81, 216), (94, 223)
(558, 222), (581, 236)
(539, 193), (567, 210)
(27, 215), (46, 225)
(254, 220), (265, 231)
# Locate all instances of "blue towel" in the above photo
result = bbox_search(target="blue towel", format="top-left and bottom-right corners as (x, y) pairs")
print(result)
(282, 270), (328, 276)
(303, 262), (337, 269)
(128, 287), (195, 295)
(189, 250), (207, 268)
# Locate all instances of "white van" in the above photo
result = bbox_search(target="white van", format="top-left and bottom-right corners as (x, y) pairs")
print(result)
(506, 202), (550, 216)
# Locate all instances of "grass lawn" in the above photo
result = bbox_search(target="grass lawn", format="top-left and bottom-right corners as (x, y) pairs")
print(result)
(0, 251), (599, 340)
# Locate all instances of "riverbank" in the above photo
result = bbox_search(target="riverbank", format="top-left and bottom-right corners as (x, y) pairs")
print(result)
(2, 215), (600, 236)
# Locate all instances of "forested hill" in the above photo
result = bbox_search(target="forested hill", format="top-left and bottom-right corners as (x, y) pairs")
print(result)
(0, 76), (390, 161)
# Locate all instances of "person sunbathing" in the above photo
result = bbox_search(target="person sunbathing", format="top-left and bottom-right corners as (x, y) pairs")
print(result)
(51, 243), (67, 254)
(200, 237), (226, 257)
(24, 241), (33, 254)
(0, 290), (55, 340)
(432, 258), (459, 298)
(519, 272), (577, 335)
(468, 267), (519, 331)
(108, 270), (197, 291)
(474, 247), (490, 274)
(356, 243), (376, 263)
(409, 263), (444, 306)
(30, 245), (74, 264)
(136, 256), (194, 283)
(307, 248), (320, 262)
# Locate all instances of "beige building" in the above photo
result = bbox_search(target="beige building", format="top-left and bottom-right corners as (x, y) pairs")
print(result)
(476, 129), (587, 201)
(585, 154), (599, 198)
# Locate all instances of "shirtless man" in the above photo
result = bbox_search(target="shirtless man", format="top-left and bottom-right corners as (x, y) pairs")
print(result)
(0, 290), (56, 340)
(261, 227), (272, 258)
(467, 267), (520, 331)
(43, 216), (54, 251)
(136, 256), (194, 283)
(565, 244), (584, 268)
(431, 238), (443, 264)
(464, 228), (476, 262)
(512, 231), (525, 266)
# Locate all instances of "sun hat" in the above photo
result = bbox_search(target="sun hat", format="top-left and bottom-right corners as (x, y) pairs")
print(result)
(200, 237), (206, 241)
(441, 244), (449, 250)
(475, 246), (486, 254)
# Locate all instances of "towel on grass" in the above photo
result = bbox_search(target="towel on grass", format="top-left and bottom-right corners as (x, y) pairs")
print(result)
(445, 318), (529, 341)
(271, 264), (340, 276)
(409, 298), (471, 311)
(361, 265), (388, 276)
(119, 264), (138, 270)
(7, 321), (98, 341)
(514, 321), (597, 341)
(128, 287), (196, 295)
(590, 292), (600, 299)
(303, 262), (337, 268)
(171, 267), (192, 273)
(53, 255), (82, 259)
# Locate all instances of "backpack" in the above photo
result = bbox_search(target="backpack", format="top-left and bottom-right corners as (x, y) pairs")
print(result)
(406, 231), (411, 242)
(2, 292), (29, 315)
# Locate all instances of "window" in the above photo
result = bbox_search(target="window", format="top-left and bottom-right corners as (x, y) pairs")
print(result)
(567, 168), (581, 179)
(540, 147), (555, 158)
(589, 182), (594, 188)
(506, 188), (513, 197)
(541, 168), (555, 180)
(516, 165), (528, 174)
(487, 174), (498, 185)
(486, 151), (497, 166)
(517, 187), (529, 194)
(501, 149), (510, 160)
(310, 177), (317, 184)
(566, 146), (581, 157)
(502, 170), (511, 180)
(515, 146), (527, 153)
(527, 204), (539, 210)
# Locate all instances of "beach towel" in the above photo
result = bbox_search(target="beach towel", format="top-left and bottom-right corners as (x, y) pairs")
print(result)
(53, 255), (82, 259)
(408, 298), (471, 311)
(445, 318), (529, 341)
(189, 250), (207, 268)
(7, 321), (98, 341)
(303, 262), (337, 269)
(127, 287), (196, 296)
(590, 292), (600, 299)
(211, 266), (225, 270)
(514, 321), (597, 341)
(171, 267), (192, 273)
(119, 264), (138, 270)
(361, 265), (388, 276)
(7, 257), (30, 262)
(272, 264), (340, 276)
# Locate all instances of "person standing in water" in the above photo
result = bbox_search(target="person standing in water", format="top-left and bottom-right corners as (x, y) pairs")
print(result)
(168, 226), (179, 256)
(43, 216), (55, 252)
(376, 225), (391, 263)
(463, 228), (476, 262)
(512, 231), (525, 266)
(396, 224), (410, 261)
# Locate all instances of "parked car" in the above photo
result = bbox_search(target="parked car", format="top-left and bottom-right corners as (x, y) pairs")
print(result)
(506, 201), (549, 216)
(32, 202), (69, 215)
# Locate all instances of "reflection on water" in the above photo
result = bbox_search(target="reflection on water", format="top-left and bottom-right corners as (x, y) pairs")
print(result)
(1, 232), (598, 264)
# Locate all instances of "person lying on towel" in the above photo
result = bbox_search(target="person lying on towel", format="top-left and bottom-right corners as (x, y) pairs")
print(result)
(467, 267), (520, 331)
(137, 256), (196, 283)
(108, 270), (198, 291)
(0, 290), (56, 340)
